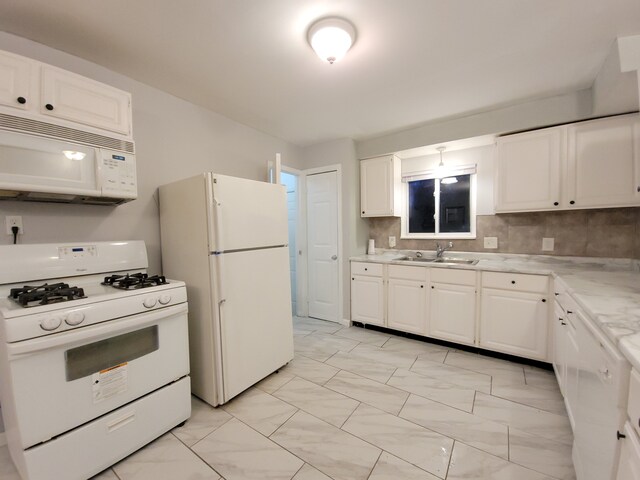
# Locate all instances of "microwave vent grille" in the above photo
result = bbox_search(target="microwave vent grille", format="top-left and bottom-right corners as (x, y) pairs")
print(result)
(0, 113), (135, 154)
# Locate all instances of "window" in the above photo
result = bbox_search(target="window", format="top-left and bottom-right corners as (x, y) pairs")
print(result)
(401, 171), (476, 239)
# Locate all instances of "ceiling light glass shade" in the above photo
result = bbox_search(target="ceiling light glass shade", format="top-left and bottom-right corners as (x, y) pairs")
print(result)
(440, 176), (458, 184)
(308, 18), (356, 64)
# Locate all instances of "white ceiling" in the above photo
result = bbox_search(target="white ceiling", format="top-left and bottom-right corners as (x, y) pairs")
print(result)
(1, 0), (639, 147)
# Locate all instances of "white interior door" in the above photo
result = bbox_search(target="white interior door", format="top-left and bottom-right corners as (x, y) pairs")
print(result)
(306, 170), (339, 322)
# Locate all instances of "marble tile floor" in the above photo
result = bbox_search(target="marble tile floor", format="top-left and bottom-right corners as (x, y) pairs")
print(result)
(0, 316), (575, 480)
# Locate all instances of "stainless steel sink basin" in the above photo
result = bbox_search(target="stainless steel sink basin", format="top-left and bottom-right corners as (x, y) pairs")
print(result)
(404, 257), (478, 265)
(431, 258), (479, 265)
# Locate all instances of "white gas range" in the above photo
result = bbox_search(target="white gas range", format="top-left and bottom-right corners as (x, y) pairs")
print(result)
(0, 241), (191, 480)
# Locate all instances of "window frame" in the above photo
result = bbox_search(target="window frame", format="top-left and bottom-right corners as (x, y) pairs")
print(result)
(400, 173), (477, 240)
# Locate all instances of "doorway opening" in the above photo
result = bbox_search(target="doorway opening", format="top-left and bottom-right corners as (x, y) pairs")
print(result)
(281, 170), (298, 315)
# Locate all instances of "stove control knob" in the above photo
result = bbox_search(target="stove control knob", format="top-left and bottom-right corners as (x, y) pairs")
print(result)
(143, 297), (157, 308)
(158, 294), (171, 305)
(65, 311), (85, 326)
(40, 317), (62, 331)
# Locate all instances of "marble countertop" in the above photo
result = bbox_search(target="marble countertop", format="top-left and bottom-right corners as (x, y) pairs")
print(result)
(351, 250), (640, 368)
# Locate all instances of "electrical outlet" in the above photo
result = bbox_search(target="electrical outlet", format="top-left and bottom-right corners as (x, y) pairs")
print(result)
(483, 236), (498, 249)
(389, 236), (396, 248)
(5, 216), (23, 235)
(542, 237), (554, 251)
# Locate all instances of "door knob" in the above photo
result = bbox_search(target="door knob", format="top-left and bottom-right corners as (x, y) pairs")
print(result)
(331, 255), (338, 260)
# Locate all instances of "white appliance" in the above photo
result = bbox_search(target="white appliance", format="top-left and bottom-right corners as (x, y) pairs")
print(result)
(0, 129), (136, 204)
(160, 172), (294, 406)
(0, 241), (190, 480)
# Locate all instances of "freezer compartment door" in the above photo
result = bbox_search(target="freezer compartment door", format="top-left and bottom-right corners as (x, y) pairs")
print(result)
(212, 246), (294, 403)
(208, 173), (288, 252)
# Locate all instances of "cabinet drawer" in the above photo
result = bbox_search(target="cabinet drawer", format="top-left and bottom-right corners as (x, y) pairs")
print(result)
(351, 262), (383, 277)
(388, 264), (428, 281)
(482, 271), (548, 293)
(430, 268), (476, 286)
(629, 370), (640, 438)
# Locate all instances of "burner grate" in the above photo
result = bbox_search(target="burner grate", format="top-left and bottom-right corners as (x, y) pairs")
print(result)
(9, 283), (86, 307)
(102, 273), (168, 290)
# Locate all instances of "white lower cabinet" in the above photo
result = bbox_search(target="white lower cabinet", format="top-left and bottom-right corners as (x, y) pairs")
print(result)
(479, 287), (548, 360)
(429, 282), (476, 346)
(617, 423), (640, 480)
(387, 265), (428, 335)
(350, 262), (384, 326)
(349, 262), (552, 362)
(552, 300), (567, 394)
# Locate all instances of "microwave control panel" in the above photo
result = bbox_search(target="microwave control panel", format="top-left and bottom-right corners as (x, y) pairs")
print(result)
(99, 149), (137, 199)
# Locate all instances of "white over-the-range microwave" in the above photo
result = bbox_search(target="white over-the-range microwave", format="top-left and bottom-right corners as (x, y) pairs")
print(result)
(0, 128), (137, 205)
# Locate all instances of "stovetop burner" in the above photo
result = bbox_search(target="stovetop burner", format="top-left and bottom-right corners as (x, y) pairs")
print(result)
(9, 283), (87, 307)
(102, 273), (168, 290)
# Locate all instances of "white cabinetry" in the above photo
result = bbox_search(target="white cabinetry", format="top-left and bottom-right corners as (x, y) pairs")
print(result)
(495, 114), (640, 212)
(616, 423), (640, 480)
(479, 272), (549, 361)
(495, 126), (563, 212)
(0, 49), (32, 111)
(387, 265), (428, 335)
(350, 262), (384, 326)
(566, 115), (640, 209)
(41, 66), (132, 136)
(360, 155), (401, 217)
(617, 371), (640, 480)
(0, 48), (133, 139)
(428, 268), (476, 345)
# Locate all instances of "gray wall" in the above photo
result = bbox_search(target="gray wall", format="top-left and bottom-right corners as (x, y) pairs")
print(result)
(0, 32), (302, 274)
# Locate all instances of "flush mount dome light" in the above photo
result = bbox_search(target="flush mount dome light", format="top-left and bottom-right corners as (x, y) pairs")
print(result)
(308, 17), (356, 64)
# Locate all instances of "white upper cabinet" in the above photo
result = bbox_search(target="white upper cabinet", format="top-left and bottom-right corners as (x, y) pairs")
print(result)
(0, 48), (133, 139)
(495, 126), (563, 212)
(566, 115), (640, 209)
(41, 66), (132, 136)
(360, 155), (401, 217)
(0, 50), (32, 111)
(495, 113), (640, 212)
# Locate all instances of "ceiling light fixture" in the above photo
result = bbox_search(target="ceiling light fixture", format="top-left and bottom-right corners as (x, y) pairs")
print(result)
(307, 17), (356, 64)
(436, 147), (458, 184)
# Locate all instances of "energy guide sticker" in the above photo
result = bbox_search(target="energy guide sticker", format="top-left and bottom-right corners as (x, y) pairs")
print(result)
(92, 362), (128, 403)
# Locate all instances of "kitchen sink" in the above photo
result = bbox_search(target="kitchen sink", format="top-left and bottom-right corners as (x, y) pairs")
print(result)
(404, 257), (478, 265)
(431, 258), (478, 265)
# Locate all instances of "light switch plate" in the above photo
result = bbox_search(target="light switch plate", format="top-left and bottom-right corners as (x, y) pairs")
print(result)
(483, 237), (498, 249)
(542, 237), (554, 251)
(389, 236), (396, 248)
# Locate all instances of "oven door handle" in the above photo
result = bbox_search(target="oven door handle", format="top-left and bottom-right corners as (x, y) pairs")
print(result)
(7, 303), (188, 358)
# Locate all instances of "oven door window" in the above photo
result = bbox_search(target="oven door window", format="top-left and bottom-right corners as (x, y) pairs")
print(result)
(65, 326), (159, 381)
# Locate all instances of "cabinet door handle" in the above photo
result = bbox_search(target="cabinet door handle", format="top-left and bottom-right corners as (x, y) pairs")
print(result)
(45, 103), (54, 111)
(362, 211), (365, 214)
(569, 200), (575, 205)
(421, 285), (424, 288)
(16, 96), (26, 104)
(542, 299), (546, 303)
(431, 285), (434, 289)
(511, 280), (516, 284)
(617, 430), (626, 440)
(553, 202), (559, 206)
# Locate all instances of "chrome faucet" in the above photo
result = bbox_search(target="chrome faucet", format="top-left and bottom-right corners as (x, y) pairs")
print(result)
(415, 251), (423, 258)
(436, 241), (453, 258)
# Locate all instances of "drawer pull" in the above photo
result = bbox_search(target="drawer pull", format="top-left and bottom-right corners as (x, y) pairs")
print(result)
(364, 268), (368, 271)
(511, 280), (516, 284)
(542, 299), (546, 303)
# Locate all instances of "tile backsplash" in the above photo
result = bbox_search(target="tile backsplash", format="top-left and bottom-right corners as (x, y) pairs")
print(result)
(368, 207), (640, 259)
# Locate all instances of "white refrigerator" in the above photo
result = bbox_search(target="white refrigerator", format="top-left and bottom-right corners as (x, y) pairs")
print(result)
(159, 173), (294, 406)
